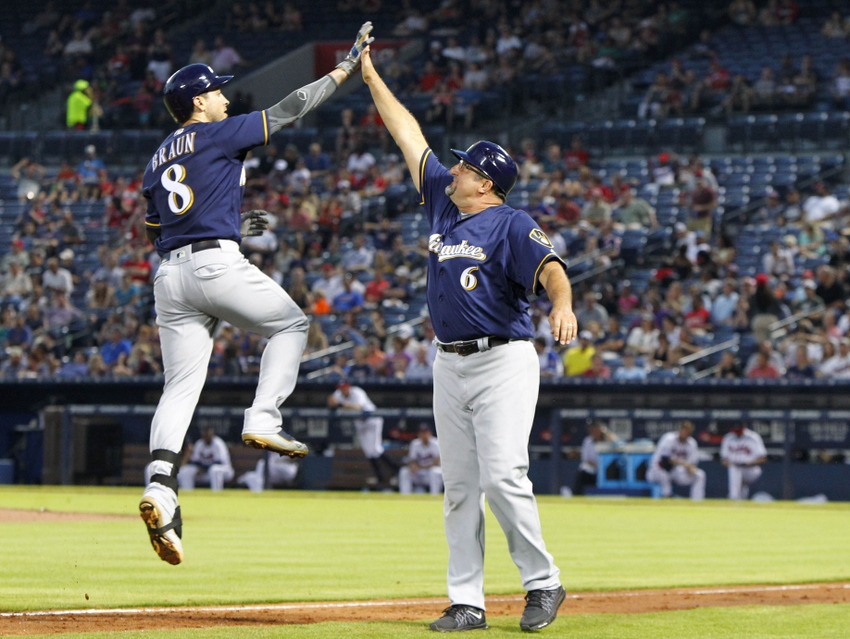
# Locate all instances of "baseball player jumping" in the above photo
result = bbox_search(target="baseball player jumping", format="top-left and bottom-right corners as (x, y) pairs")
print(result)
(361, 47), (576, 632)
(139, 23), (374, 565)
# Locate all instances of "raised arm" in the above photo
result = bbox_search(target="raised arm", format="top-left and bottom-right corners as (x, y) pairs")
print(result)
(360, 47), (429, 192)
(266, 22), (374, 134)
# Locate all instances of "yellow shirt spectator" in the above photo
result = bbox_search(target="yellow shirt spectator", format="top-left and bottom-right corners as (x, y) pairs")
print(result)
(563, 331), (596, 376)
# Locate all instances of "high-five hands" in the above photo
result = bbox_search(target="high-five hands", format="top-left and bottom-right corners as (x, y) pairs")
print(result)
(336, 21), (374, 77)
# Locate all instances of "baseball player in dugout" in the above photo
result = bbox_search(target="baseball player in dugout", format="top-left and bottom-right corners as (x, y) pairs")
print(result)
(361, 45), (576, 633)
(176, 425), (234, 492)
(139, 23), (374, 565)
(327, 381), (400, 487)
(573, 421), (617, 496)
(721, 422), (768, 500)
(646, 421), (706, 501)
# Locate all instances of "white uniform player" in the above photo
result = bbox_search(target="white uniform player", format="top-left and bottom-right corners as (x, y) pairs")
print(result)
(720, 424), (767, 500)
(328, 382), (399, 485)
(646, 421), (705, 500)
(399, 426), (443, 494)
(237, 454), (299, 492)
(573, 421), (617, 495)
(177, 428), (234, 491)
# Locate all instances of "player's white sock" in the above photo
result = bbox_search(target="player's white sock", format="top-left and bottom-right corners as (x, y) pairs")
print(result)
(144, 481), (178, 514)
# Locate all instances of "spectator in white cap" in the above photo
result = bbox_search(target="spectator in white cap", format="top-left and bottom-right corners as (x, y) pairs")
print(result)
(763, 240), (795, 280)
(385, 265), (413, 304)
(794, 279), (824, 314)
(76, 144), (105, 185)
(575, 290), (609, 328)
(339, 179), (362, 234)
(803, 182), (841, 226)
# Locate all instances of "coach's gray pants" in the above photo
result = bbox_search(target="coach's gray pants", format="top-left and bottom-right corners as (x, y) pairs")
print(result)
(148, 240), (308, 480)
(434, 341), (560, 610)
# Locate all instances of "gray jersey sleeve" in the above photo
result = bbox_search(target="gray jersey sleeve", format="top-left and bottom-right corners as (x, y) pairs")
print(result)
(265, 75), (339, 134)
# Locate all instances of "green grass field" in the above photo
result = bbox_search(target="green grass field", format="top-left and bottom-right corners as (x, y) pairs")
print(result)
(1, 486), (848, 638)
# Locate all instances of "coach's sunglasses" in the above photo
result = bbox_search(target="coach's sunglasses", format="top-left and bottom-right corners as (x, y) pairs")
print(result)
(458, 160), (490, 181)
(458, 160), (506, 199)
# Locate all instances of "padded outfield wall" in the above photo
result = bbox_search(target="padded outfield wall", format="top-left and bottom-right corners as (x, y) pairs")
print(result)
(0, 379), (849, 499)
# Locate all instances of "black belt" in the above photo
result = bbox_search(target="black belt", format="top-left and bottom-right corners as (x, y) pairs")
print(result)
(191, 239), (221, 252)
(436, 337), (526, 356)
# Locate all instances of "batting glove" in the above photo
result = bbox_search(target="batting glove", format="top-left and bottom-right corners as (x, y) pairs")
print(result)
(241, 210), (269, 237)
(336, 21), (374, 77)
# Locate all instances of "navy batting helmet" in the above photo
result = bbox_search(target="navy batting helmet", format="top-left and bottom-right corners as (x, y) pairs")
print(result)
(163, 63), (233, 124)
(450, 140), (518, 198)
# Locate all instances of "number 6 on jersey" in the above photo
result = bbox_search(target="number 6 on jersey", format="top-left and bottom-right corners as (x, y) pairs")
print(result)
(460, 266), (478, 291)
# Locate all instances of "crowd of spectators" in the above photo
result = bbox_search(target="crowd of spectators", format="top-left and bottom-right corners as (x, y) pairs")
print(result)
(14, 0), (709, 131)
(635, 2), (850, 118)
(638, 47), (827, 119)
(3, 0), (295, 126)
(377, 0), (698, 127)
(2, 107), (850, 385)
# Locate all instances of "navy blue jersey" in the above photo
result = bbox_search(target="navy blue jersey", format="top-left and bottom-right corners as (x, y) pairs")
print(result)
(143, 111), (269, 255)
(419, 149), (566, 343)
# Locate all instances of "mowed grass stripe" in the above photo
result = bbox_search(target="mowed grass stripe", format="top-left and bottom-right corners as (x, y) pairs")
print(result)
(0, 487), (848, 610)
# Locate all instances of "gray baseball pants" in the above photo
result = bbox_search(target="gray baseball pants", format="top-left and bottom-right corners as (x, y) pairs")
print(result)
(433, 340), (560, 610)
(147, 240), (308, 483)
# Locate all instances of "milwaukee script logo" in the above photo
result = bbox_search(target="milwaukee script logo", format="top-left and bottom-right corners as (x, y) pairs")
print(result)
(428, 234), (487, 262)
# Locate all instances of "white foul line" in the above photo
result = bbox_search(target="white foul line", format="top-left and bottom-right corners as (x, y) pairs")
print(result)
(2, 583), (848, 618)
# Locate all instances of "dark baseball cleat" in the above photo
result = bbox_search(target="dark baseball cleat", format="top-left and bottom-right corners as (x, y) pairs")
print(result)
(139, 496), (183, 565)
(520, 585), (566, 631)
(242, 431), (308, 458)
(429, 605), (488, 632)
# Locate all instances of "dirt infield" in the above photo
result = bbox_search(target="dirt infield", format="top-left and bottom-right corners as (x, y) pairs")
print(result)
(0, 509), (133, 523)
(1, 583), (847, 636)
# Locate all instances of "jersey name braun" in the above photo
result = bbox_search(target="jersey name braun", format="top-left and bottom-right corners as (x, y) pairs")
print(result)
(143, 110), (269, 255)
(418, 149), (566, 343)
(150, 132), (197, 171)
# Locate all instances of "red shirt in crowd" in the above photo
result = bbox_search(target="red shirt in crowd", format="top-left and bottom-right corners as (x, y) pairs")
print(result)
(419, 71), (442, 92)
(705, 64), (730, 90)
(123, 257), (152, 284)
(747, 364), (780, 379)
(365, 277), (390, 304)
(565, 148), (589, 170)
(685, 307), (710, 330)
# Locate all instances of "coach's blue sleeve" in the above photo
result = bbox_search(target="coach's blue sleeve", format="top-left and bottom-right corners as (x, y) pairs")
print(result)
(505, 212), (566, 294)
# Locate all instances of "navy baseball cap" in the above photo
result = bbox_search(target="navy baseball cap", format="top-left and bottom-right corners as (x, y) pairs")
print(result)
(450, 141), (518, 198)
(163, 63), (233, 124)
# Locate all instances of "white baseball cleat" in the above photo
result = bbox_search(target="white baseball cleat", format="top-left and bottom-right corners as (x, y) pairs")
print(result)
(139, 496), (183, 565)
(242, 431), (308, 458)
